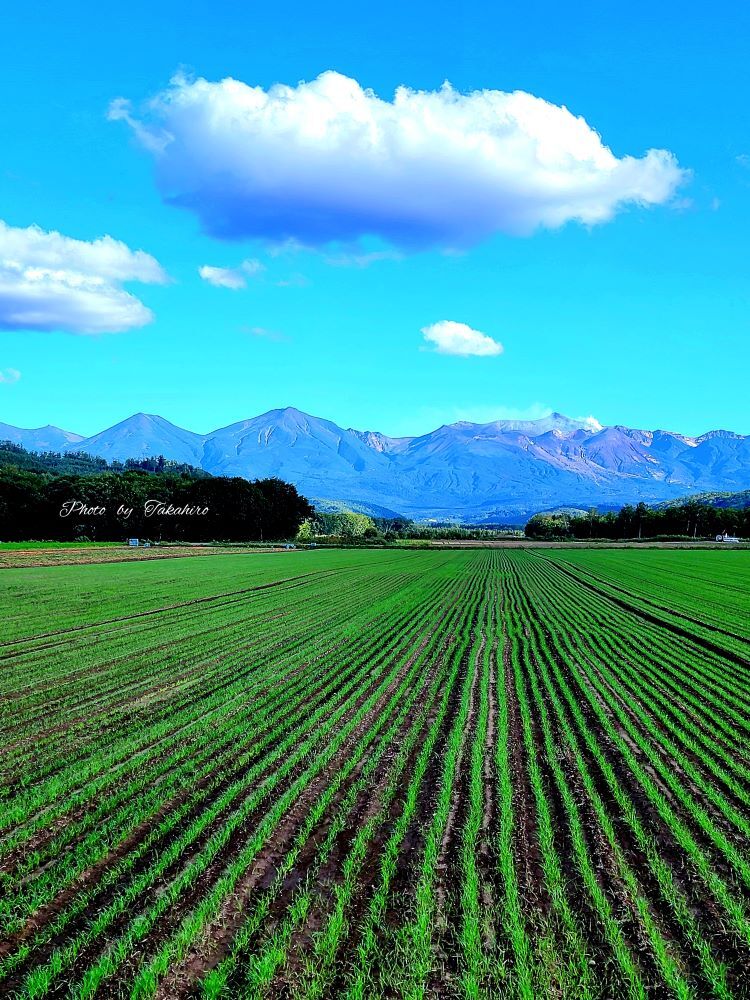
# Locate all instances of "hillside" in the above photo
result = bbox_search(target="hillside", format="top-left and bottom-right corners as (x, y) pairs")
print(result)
(0, 441), (211, 479)
(656, 489), (750, 510)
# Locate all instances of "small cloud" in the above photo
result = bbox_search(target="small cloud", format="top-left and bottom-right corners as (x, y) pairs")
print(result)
(198, 259), (264, 289)
(671, 197), (694, 213)
(0, 220), (167, 334)
(242, 324), (288, 342)
(421, 320), (503, 357)
(711, 197), (721, 211)
(107, 98), (171, 155)
(325, 249), (404, 268)
(0, 367), (21, 383)
(573, 414), (603, 431)
(736, 154), (750, 169)
(267, 238), (308, 257)
(199, 265), (245, 290)
(450, 403), (554, 423)
(275, 273), (309, 287)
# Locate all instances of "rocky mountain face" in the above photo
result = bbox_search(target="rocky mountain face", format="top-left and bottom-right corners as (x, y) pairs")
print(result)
(3, 407), (750, 520)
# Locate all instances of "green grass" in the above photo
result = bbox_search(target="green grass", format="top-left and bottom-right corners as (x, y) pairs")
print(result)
(1, 547), (749, 998)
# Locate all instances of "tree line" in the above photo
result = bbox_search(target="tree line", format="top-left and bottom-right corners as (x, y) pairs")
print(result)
(0, 447), (313, 542)
(297, 512), (523, 543)
(0, 441), (212, 478)
(525, 501), (750, 540)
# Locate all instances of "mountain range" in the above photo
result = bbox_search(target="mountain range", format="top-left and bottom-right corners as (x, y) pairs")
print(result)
(3, 408), (750, 521)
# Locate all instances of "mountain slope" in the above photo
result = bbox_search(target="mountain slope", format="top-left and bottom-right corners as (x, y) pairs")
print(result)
(72, 413), (206, 465)
(656, 489), (750, 510)
(4, 408), (750, 519)
(0, 422), (83, 451)
(202, 407), (400, 488)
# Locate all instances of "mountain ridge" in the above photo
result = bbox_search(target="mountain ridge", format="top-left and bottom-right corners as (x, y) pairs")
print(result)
(3, 408), (750, 520)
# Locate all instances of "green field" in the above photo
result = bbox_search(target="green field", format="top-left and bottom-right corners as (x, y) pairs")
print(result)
(1, 548), (749, 998)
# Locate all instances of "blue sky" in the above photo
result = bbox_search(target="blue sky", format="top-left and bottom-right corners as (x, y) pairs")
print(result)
(1, 1), (748, 438)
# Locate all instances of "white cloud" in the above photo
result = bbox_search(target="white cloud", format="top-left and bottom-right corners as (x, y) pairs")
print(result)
(199, 265), (244, 290)
(325, 249), (404, 268)
(449, 402), (555, 423)
(275, 273), (309, 287)
(0, 367), (21, 383)
(672, 197), (695, 212)
(107, 97), (171, 155)
(242, 325), (287, 341)
(421, 320), (503, 357)
(198, 258), (264, 289)
(574, 414), (603, 431)
(0, 221), (164, 283)
(111, 71), (687, 249)
(0, 221), (167, 334)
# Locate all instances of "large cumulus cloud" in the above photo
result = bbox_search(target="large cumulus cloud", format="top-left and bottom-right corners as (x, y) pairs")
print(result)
(0, 221), (167, 334)
(110, 71), (687, 249)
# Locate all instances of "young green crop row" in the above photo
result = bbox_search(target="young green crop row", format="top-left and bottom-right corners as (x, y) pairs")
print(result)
(548, 549), (750, 662)
(1, 547), (748, 998)
(0, 551), (483, 995)
(552, 549), (750, 638)
(497, 551), (750, 998)
(1, 588), (416, 947)
(0, 562), (413, 806)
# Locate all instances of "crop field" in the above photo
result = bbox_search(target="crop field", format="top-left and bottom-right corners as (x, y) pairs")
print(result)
(0, 544), (283, 570)
(1, 547), (749, 998)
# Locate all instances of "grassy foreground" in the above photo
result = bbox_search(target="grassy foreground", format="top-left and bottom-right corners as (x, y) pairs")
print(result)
(1, 548), (749, 998)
